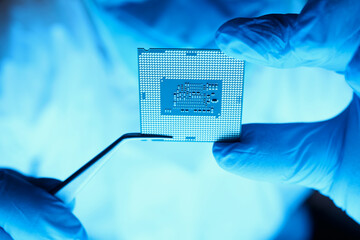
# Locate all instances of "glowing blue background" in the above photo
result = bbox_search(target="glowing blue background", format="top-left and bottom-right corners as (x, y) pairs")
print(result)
(0, 0), (353, 239)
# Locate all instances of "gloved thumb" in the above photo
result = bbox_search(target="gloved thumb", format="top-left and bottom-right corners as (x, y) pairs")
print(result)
(212, 106), (350, 192)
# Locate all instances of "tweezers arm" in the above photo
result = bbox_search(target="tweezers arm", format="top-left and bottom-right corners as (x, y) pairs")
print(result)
(49, 133), (172, 204)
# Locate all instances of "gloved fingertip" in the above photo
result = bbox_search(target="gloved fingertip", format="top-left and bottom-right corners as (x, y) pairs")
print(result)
(212, 141), (249, 171)
(215, 17), (265, 62)
(54, 222), (87, 240)
(216, 14), (300, 68)
(212, 141), (232, 157)
(71, 224), (88, 240)
(27, 177), (62, 192)
(44, 201), (87, 240)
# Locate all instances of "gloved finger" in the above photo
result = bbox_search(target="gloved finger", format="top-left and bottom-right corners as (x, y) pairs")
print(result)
(213, 103), (351, 192)
(0, 227), (13, 240)
(0, 170), (87, 240)
(28, 177), (76, 210)
(216, 0), (360, 72)
(0, 169), (76, 211)
(216, 14), (300, 68)
(27, 177), (61, 191)
(0, 169), (62, 191)
(346, 46), (360, 96)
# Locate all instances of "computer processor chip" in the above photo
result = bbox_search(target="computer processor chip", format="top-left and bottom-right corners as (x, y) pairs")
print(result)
(138, 48), (244, 142)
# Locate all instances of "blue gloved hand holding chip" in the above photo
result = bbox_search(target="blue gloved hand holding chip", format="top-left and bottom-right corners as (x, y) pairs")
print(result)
(0, 169), (86, 240)
(213, 0), (360, 223)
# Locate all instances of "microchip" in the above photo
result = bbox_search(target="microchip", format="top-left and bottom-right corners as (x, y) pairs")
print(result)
(138, 48), (244, 142)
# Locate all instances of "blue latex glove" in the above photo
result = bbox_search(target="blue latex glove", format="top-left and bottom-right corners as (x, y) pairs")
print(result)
(213, 0), (360, 223)
(0, 169), (87, 240)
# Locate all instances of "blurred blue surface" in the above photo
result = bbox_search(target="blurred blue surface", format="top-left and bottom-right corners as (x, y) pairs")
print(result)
(0, 0), (353, 239)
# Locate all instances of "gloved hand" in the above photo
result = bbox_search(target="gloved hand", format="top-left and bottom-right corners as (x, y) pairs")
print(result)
(0, 169), (87, 240)
(213, 0), (360, 223)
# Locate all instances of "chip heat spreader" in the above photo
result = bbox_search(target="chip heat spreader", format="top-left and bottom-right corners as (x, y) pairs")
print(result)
(138, 48), (244, 142)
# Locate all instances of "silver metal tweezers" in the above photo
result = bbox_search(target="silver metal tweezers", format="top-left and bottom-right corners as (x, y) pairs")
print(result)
(49, 133), (172, 204)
